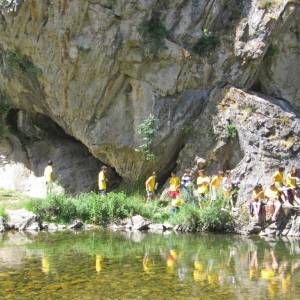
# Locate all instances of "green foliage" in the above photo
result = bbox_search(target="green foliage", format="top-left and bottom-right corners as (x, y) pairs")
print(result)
(138, 13), (168, 57)
(26, 192), (165, 225)
(169, 199), (234, 232)
(137, 114), (157, 161)
(226, 123), (238, 140)
(26, 191), (233, 232)
(192, 29), (219, 55)
(6, 51), (42, 77)
(0, 205), (7, 221)
(258, 0), (273, 10)
(240, 104), (257, 115)
(265, 45), (278, 59)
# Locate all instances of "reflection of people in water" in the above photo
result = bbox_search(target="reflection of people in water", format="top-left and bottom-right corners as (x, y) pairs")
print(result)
(248, 250), (258, 280)
(166, 249), (178, 273)
(143, 253), (154, 274)
(193, 260), (206, 283)
(95, 255), (103, 273)
(42, 255), (50, 274)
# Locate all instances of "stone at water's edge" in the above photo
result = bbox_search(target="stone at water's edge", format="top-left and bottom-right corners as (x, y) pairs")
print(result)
(6, 209), (41, 231)
(0, 216), (9, 232)
(126, 215), (151, 231)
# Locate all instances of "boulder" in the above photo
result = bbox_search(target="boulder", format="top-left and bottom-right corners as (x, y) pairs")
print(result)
(149, 223), (165, 233)
(68, 219), (83, 230)
(0, 216), (9, 232)
(126, 215), (151, 231)
(6, 209), (40, 231)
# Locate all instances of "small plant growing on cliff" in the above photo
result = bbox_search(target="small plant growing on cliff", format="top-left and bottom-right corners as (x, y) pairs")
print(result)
(6, 51), (42, 77)
(192, 28), (219, 55)
(226, 123), (238, 140)
(137, 114), (157, 161)
(138, 13), (168, 57)
(258, 0), (273, 10)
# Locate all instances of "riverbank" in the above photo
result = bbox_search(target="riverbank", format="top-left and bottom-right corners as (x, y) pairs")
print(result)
(0, 190), (235, 234)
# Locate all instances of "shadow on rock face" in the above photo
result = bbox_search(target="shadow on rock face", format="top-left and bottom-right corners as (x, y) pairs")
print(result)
(0, 110), (121, 197)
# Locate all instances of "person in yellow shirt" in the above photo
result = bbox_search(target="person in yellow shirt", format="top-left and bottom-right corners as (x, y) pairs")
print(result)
(272, 166), (285, 188)
(44, 160), (55, 194)
(196, 169), (210, 201)
(210, 171), (224, 200)
(249, 184), (267, 223)
(265, 181), (282, 222)
(168, 172), (181, 199)
(145, 171), (157, 201)
(98, 166), (108, 195)
(287, 166), (300, 205)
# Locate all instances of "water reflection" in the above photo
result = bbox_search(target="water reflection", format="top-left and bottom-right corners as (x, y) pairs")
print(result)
(0, 231), (300, 299)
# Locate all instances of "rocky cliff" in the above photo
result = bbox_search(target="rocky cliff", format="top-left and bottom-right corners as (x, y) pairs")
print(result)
(0, 0), (299, 199)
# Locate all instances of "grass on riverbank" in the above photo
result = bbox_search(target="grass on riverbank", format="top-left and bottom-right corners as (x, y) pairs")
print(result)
(0, 189), (30, 209)
(26, 192), (234, 232)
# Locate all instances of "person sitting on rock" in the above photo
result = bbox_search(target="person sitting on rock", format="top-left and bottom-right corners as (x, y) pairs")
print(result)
(168, 172), (181, 199)
(287, 166), (300, 206)
(196, 169), (210, 201)
(44, 160), (55, 195)
(145, 171), (157, 202)
(98, 165), (108, 195)
(210, 170), (224, 201)
(265, 181), (283, 222)
(272, 166), (286, 188)
(249, 184), (266, 223)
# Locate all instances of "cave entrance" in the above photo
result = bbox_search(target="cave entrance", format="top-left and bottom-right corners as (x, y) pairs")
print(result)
(0, 110), (121, 195)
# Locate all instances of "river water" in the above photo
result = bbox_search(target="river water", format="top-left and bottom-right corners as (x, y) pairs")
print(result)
(0, 230), (300, 300)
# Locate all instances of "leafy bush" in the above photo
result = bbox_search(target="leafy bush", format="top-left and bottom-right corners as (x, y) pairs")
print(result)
(169, 199), (234, 232)
(226, 123), (238, 140)
(258, 0), (273, 10)
(26, 192), (233, 232)
(0, 206), (7, 221)
(26, 192), (165, 225)
(137, 114), (157, 161)
(6, 51), (42, 77)
(138, 13), (168, 56)
(192, 29), (219, 55)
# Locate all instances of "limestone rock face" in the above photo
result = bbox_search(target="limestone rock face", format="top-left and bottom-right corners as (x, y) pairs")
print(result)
(0, 0), (299, 200)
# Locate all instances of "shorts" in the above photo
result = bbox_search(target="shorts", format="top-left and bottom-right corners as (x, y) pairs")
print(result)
(147, 191), (154, 198)
(99, 189), (107, 195)
(168, 191), (179, 199)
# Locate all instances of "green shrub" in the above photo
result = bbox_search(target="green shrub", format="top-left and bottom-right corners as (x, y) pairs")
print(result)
(198, 199), (234, 232)
(169, 199), (234, 232)
(0, 206), (7, 221)
(6, 51), (42, 77)
(26, 192), (165, 225)
(192, 29), (219, 55)
(26, 192), (233, 232)
(258, 0), (273, 10)
(138, 13), (168, 56)
(226, 123), (238, 140)
(137, 114), (157, 161)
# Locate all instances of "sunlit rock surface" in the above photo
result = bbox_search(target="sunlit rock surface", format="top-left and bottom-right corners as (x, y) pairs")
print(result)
(0, 0), (299, 200)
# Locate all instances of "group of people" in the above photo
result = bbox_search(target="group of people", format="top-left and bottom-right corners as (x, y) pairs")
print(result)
(145, 169), (235, 207)
(249, 166), (300, 223)
(45, 160), (300, 223)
